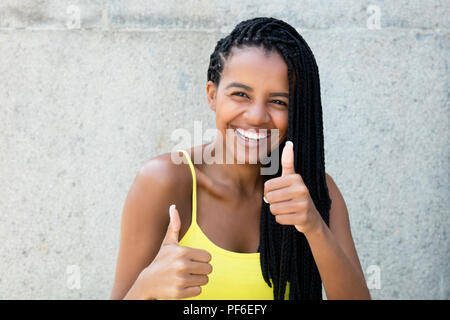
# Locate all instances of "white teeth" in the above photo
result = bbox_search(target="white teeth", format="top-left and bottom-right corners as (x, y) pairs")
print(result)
(235, 128), (268, 140)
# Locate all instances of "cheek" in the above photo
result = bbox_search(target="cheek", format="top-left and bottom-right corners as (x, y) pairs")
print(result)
(215, 100), (239, 126)
(215, 106), (230, 127)
(273, 111), (288, 139)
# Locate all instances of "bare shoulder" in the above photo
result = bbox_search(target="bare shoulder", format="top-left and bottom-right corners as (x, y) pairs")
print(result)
(138, 151), (188, 187)
(324, 172), (351, 230)
(124, 150), (193, 233)
(136, 149), (193, 224)
(138, 145), (203, 193)
(324, 173), (365, 278)
(325, 173), (346, 210)
(325, 172), (337, 195)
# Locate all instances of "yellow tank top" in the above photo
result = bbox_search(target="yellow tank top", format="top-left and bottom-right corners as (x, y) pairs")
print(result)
(176, 149), (290, 300)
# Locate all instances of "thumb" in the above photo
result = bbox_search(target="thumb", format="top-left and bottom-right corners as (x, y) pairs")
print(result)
(281, 141), (295, 176)
(162, 204), (181, 245)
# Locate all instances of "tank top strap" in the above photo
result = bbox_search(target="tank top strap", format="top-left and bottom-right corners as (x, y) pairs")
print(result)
(177, 149), (197, 224)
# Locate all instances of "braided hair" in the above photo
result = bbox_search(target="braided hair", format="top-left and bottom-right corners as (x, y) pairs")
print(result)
(207, 17), (332, 300)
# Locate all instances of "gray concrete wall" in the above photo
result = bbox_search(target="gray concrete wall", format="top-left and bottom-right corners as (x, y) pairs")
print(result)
(0, 0), (448, 299)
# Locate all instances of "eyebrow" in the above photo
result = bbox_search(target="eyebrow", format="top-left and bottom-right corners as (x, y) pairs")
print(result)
(225, 81), (289, 99)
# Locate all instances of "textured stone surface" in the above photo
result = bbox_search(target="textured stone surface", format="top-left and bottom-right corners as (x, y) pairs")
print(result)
(110, 0), (450, 30)
(0, 1), (448, 299)
(0, 0), (105, 30)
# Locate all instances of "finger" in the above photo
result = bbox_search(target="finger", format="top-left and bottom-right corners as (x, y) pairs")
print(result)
(281, 141), (295, 176)
(185, 260), (213, 275)
(274, 212), (304, 225)
(178, 286), (202, 299)
(265, 184), (309, 204)
(181, 247), (212, 263)
(162, 204), (181, 245)
(182, 274), (209, 288)
(264, 174), (298, 194)
(269, 199), (308, 215)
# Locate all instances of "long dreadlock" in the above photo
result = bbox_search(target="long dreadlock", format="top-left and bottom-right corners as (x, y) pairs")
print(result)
(207, 17), (332, 300)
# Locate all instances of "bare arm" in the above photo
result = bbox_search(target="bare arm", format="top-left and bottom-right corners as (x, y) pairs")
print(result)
(304, 174), (370, 300)
(110, 157), (176, 300)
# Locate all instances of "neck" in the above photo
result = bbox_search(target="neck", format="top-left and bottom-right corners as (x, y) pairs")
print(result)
(204, 140), (264, 196)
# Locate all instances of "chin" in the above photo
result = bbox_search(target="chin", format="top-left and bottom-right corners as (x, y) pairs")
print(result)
(235, 153), (261, 165)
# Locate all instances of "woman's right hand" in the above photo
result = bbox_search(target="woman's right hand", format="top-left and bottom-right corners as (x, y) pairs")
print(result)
(135, 204), (213, 300)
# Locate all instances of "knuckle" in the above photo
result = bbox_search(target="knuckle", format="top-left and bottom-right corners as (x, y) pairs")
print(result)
(203, 250), (212, 262)
(297, 200), (308, 211)
(269, 204), (277, 214)
(175, 260), (188, 274)
(294, 186), (306, 198)
(304, 201), (310, 211)
(176, 246), (188, 258)
(164, 243), (177, 253)
(175, 275), (186, 288)
(275, 215), (284, 224)
(303, 186), (310, 195)
(170, 287), (182, 299)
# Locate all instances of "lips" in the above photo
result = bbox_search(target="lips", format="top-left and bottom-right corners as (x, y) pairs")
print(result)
(229, 125), (272, 140)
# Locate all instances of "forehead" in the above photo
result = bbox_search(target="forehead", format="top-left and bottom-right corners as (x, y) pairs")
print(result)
(220, 46), (289, 89)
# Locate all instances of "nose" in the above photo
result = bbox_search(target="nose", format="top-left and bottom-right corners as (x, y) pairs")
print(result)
(243, 100), (270, 125)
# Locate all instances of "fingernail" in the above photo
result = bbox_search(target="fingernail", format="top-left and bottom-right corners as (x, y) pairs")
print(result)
(286, 141), (293, 148)
(263, 196), (268, 204)
(169, 204), (176, 217)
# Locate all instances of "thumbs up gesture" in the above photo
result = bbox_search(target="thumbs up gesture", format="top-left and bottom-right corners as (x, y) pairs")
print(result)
(138, 204), (213, 300)
(263, 141), (322, 235)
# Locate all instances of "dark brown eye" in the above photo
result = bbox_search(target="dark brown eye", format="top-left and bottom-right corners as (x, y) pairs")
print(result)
(272, 100), (287, 106)
(232, 92), (249, 98)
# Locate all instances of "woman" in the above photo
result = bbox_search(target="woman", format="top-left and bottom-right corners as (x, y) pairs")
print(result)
(110, 17), (370, 300)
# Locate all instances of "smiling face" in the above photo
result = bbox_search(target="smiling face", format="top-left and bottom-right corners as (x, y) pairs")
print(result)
(206, 45), (289, 164)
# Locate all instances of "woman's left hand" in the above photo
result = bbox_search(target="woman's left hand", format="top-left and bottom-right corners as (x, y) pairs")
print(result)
(263, 141), (323, 235)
